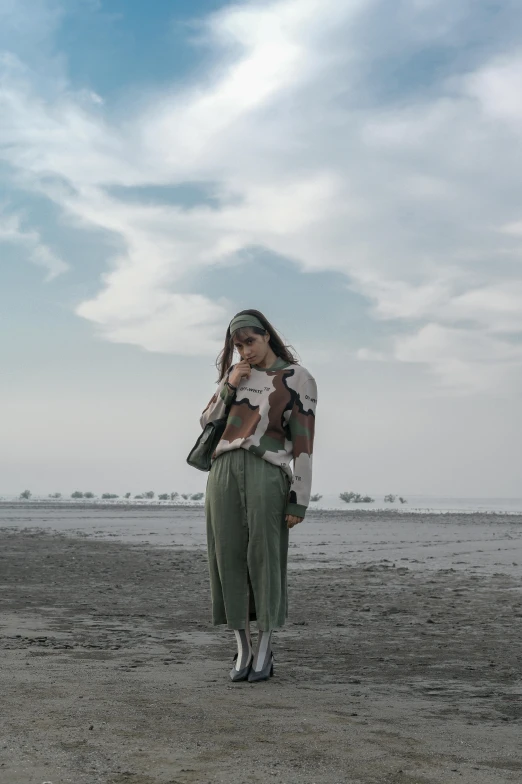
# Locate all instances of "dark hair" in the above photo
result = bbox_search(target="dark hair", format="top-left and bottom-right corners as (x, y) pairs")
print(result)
(215, 309), (299, 382)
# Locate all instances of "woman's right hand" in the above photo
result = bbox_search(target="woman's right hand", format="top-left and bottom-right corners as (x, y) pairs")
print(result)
(228, 359), (252, 388)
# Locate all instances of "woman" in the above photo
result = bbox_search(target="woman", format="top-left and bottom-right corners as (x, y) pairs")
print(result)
(199, 309), (318, 683)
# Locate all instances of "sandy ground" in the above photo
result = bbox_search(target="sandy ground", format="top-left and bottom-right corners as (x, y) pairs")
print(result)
(1, 512), (521, 784)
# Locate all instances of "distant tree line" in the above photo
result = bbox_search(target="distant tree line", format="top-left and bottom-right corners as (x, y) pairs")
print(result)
(340, 492), (407, 504)
(18, 490), (205, 501)
(17, 489), (407, 504)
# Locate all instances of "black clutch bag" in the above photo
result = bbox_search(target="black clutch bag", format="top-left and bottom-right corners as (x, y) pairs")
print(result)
(186, 416), (228, 472)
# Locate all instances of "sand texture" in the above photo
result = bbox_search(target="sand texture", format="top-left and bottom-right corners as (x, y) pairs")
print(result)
(1, 511), (521, 783)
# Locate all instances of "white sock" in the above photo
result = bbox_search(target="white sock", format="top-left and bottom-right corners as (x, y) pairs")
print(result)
(233, 588), (253, 670)
(233, 628), (252, 670)
(253, 629), (272, 672)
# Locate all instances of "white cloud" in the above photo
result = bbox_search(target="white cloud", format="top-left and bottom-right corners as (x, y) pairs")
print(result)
(0, 0), (522, 392)
(356, 347), (387, 362)
(464, 55), (522, 126)
(393, 324), (522, 394)
(0, 208), (69, 280)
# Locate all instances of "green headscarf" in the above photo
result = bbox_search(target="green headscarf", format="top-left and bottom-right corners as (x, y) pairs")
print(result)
(229, 313), (265, 334)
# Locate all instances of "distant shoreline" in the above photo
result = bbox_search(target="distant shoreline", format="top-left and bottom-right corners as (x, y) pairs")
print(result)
(1, 499), (521, 517)
(0, 499), (204, 511)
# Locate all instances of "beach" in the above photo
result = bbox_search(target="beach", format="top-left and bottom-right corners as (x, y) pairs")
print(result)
(1, 505), (521, 784)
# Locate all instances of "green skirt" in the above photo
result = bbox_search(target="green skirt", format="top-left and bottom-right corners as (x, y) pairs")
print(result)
(205, 447), (291, 630)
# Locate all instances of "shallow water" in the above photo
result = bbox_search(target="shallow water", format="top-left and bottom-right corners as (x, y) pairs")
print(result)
(4, 493), (522, 513)
(1, 503), (521, 578)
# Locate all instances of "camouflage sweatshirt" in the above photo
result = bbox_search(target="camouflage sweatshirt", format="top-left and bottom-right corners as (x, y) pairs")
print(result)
(200, 356), (317, 518)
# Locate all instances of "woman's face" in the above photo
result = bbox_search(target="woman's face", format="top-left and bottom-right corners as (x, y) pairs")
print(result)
(233, 329), (269, 364)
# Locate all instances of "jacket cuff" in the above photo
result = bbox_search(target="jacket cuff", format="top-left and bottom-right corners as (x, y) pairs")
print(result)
(285, 502), (307, 518)
(220, 385), (236, 406)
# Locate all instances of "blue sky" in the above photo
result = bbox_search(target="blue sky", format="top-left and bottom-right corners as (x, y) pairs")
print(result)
(1, 0), (522, 498)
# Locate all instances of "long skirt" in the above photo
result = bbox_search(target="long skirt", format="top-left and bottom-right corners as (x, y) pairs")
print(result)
(205, 447), (291, 630)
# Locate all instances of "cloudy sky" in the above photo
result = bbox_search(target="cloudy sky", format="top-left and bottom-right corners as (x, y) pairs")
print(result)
(1, 0), (521, 499)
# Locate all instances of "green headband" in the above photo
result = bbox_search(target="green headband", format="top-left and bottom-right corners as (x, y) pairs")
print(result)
(229, 314), (265, 334)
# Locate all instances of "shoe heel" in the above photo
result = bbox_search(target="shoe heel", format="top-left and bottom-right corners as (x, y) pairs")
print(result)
(247, 652), (274, 683)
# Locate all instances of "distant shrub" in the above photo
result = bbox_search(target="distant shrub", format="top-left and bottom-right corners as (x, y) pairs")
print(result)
(71, 491), (83, 498)
(181, 494), (190, 499)
(48, 492), (61, 499)
(158, 494), (170, 500)
(144, 491), (155, 499)
(101, 493), (119, 499)
(170, 492), (179, 500)
(191, 492), (204, 501)
(134, 494), (144, 499)
(340, 491), (374, 503)
(399, 497), (408, 504)
(310, 493), (322, 502)
(84, 492), (95, 498)
(20, 489), (31, 499)
(125, 492), (131, 499)
(384, 494), (396, 503)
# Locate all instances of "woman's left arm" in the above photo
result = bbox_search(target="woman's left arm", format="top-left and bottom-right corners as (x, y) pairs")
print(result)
(285, 376), (318, 522)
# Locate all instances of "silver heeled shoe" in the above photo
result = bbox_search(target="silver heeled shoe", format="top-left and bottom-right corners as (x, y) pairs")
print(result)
(247, 652), (274, 683)
(229, 651), (253, 682)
